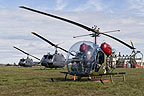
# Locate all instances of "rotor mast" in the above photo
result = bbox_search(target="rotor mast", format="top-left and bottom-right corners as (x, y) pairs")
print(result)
(92, 25), (100, 44)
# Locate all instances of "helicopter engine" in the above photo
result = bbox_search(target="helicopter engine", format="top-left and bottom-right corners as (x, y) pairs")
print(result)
(100, 42), (112, 56)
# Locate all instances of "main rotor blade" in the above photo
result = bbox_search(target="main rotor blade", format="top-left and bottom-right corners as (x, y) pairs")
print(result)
(29, 54), (40, 61)
(57, 47), (69, 53)
(32, 32), (56, 47)
(100, 33), (135, 49)
(13, 46), (40, 60)
(73, 34), (93, 38)
(19, 6), (94, 32)
(20, 6), (135, 49)
(31, 32), (70, 54)
(102, 30), (120, 33)
(13, 46), (29, 55)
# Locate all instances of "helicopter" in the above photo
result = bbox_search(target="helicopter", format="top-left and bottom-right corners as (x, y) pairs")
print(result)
(31, 32), (66, 69)
(13, 46), (40, 67)
(116, 40), (143, 68)
(130, 40), (143, 65)
(19, 6), (135, 81)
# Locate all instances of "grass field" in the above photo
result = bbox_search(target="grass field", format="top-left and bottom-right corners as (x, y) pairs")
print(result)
(0, 66), (144, 96)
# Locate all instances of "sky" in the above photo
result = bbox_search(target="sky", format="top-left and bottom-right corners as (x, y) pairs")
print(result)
(0, 0), (144, 64)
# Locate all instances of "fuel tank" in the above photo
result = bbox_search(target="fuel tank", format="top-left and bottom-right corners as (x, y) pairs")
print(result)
(100, 42), (112, 56)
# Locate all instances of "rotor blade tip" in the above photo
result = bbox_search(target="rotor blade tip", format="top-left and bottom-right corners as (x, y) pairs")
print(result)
(19, 6), (25, 8)
(130, 40), (132, 42)
(31, 32), (35, 34)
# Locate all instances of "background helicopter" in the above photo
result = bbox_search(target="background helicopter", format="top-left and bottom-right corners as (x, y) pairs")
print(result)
(19, 6), (135, 80)
(116, 40), (143, 68)
(129, 40), (143, 66)
(31, 32), (67, 69)
(13, 46), (40, 67)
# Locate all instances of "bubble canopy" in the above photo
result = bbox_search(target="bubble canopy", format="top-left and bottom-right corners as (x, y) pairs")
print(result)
(66, 41), (102, 75)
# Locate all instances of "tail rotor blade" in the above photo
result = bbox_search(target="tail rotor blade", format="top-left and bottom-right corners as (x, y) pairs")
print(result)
(130, 40), (135, 48)
(130, 40), (136, 53)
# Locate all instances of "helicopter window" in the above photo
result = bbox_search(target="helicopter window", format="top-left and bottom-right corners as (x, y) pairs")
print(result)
(79, 44), (93, 59)
(44, 55), (48, 59)
(43, 55), (53, 59)
(66, 41), (97, 74)
(48, 55), (53, 59)
(79, 43), (93, 53)
(95, 51), (104, 72)
(20, 59), (25, 62)
(70, 45), (94, 74)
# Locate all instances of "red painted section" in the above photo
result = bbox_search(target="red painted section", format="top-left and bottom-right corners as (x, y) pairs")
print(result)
(80, 43), (88, 52)
(123, 64), (127, 68)
(134, 62), (143, 68)
(100, 42), (112, 56)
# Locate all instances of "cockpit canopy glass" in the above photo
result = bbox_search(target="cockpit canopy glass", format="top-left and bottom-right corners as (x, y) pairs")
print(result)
(66, 41), (99, 74)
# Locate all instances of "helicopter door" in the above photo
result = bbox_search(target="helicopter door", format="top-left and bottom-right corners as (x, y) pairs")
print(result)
(95, 51), (104, 72)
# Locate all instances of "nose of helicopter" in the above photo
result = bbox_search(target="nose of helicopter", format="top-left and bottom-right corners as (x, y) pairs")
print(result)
(41, 62), (47, 66)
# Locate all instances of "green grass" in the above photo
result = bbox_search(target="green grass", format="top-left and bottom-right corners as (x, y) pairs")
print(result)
(0, 66), (144, 96)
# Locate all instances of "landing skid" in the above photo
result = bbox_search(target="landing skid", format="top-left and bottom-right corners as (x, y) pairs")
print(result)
(61, 72), (126, 83)
(98, 72), (126, 83)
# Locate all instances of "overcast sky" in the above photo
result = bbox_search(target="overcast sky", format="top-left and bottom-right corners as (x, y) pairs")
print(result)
(0, 0), (144, 64)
